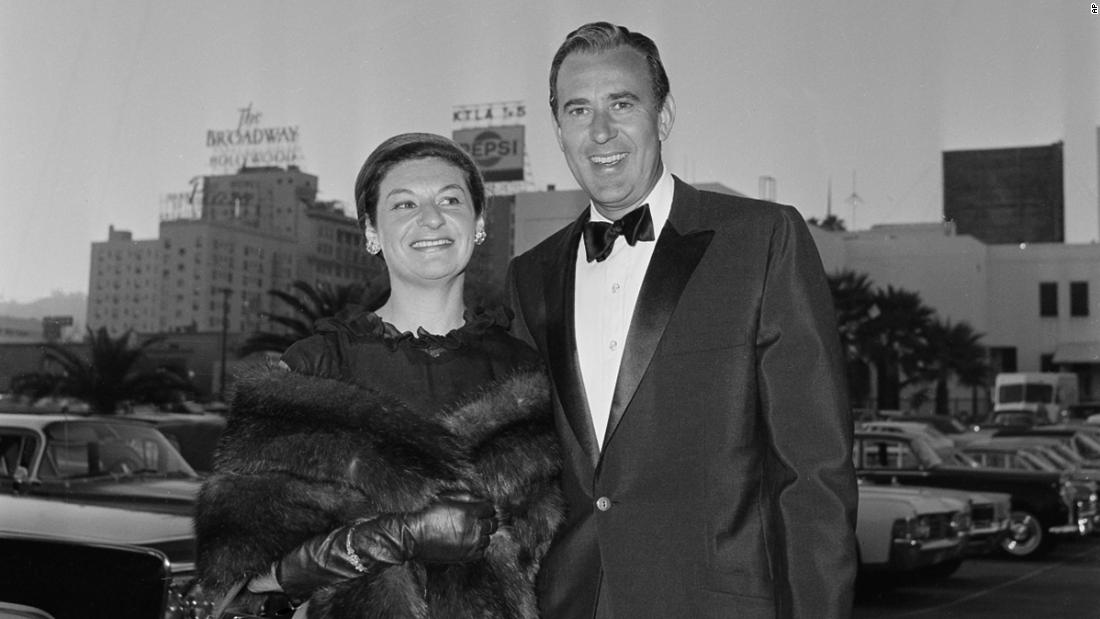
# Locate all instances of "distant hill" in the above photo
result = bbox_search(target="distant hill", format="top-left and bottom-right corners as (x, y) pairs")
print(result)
(0, 291), (87, 327)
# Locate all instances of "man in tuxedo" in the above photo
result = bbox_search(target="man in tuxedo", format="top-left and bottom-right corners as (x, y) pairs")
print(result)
(506, 21), (858, 619)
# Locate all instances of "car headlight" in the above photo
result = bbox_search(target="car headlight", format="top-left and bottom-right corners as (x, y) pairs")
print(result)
(165, 576), (219, 619)
(951, 510), (971, 534)
(892, 516), (931, 543)
(1060, 480), (1077, 506)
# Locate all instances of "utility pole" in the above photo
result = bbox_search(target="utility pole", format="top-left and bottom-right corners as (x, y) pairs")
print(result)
(847, 170), (863, 230)
(219, 287), (231, 401)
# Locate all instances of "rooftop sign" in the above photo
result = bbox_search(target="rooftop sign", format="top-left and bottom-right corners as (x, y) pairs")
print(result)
(206, 103), (303, 172)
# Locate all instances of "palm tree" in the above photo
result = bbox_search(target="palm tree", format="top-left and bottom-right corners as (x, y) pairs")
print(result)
(13, 327), (196, 415)
(827, 270), (877, 409)
(864, 286), (935, 411)
(917, 317), (989, 416)
(239, 279), (386, 357)
(808, 214), (847, 232)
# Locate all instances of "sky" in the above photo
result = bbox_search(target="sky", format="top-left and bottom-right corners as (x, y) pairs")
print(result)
(2, 0), (1098, 303)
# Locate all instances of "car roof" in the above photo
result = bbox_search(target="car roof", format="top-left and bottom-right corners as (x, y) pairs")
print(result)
(0, 414), (151, 432)
(966, 437), (1062, 450)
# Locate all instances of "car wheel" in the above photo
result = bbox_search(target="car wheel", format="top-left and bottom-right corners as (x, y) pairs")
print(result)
(918, 558), (963, 580)
(1000, 510), (1051, 559)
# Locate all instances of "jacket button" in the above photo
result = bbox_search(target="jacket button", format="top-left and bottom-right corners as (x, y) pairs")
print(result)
(596, 497), (612, 511)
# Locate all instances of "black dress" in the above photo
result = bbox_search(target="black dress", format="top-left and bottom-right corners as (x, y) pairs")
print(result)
(281, 306), (542, 414)
(196, 306), (561, 618)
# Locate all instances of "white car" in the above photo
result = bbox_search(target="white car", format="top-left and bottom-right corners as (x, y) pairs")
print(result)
(857, 482), (971, 579)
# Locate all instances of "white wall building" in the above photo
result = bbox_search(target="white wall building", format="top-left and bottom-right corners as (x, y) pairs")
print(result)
(810, 223), (1100, 400)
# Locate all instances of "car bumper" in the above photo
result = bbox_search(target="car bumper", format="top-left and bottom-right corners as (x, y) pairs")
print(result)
(964, 519), (1010, 556)
(883, 537), (967, 572)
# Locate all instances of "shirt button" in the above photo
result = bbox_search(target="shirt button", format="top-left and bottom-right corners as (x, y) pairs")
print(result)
(611, 283), (621, 293)
(596, 497), (612, 511)
(609, 340), (618, 351)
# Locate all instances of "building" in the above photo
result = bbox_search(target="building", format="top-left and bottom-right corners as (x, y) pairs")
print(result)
(943, 142), (1065, 245)
(809, 223), (1100, 404)
(0, 317), (44, 344)
(88, 166), (381, 337)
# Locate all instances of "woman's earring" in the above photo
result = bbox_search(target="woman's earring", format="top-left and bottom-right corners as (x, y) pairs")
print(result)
(365, 237), (381, 255)
(474, 228), (486, 246)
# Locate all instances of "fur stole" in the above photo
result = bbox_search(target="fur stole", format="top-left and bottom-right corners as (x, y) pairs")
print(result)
(195, 364), (563, 619)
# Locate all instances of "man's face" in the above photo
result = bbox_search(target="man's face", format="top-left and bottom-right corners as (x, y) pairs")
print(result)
(554, 46), (673, 217)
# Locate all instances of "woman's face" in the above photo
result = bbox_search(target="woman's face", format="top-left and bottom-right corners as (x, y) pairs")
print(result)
(366, 157), (483, 289)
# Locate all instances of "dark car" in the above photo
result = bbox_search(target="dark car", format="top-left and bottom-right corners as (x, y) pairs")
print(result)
(1061, 402), (1100, 423)
(118, 410), (227, 473)
(854, 430), (1097, 559)
(894, 414), (988, 446)
(0, 495), (240, 619)
(0, 414), (200, 514)
(992, 426), (1100, 466)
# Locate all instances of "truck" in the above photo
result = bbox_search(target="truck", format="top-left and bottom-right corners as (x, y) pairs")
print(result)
(992, 372), (1080, 424)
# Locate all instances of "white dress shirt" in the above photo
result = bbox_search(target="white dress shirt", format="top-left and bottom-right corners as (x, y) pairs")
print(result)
(574, 167), (673, 449)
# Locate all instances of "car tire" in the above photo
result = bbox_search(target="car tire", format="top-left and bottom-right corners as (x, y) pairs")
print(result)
(1000, 510), (1053, 559)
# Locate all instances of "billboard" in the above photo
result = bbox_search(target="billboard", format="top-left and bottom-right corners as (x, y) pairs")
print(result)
(453, 125), (525, 182)
(207, 103), (303, 172)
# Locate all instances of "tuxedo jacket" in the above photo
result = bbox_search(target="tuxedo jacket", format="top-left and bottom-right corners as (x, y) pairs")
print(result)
(505, 177), (858, 619)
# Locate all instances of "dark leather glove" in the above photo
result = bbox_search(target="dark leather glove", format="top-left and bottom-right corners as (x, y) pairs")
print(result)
(396, 492), (497, 563)
(275, 493), (496, 599)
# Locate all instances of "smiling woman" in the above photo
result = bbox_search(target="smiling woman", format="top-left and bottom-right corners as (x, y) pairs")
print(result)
(194, 133), (561, 619)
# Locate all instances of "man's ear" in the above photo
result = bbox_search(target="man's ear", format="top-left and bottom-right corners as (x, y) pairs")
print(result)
(658, 94), (675, 142)
(554, 114), (566, 152)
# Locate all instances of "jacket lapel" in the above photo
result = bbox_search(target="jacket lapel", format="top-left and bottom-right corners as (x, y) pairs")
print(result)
(602, 179), (714, 450)
(543, 212), (602, 468)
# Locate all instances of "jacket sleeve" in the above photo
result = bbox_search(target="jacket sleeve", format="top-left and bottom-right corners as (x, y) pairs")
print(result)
(505, 259), (538, 351)
(755, 205), (858, 618)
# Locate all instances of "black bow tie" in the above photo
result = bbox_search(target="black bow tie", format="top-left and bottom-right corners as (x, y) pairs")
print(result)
(583, 205), (655, 263)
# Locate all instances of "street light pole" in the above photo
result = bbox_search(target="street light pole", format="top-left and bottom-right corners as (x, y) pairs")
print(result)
(219, 287), (231, 401)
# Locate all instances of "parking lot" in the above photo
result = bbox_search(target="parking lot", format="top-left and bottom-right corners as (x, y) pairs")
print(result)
(855, 535), (1100, 618)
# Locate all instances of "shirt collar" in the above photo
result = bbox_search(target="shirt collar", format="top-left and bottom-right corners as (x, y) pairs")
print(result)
(587, 165), (673, 234)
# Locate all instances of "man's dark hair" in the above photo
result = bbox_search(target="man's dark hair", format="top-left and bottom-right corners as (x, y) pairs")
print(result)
(548, 21), (671, 120)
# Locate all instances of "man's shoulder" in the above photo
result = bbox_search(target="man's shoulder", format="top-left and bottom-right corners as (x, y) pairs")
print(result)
(686, 184), (803, 228)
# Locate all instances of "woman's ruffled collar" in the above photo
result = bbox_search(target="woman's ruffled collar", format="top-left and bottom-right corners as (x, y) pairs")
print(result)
(314, 304), (511, 353)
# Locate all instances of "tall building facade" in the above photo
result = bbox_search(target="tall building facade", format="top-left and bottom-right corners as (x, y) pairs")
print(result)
(943, 142), (1065, 244)
(88, 166), (379, 336)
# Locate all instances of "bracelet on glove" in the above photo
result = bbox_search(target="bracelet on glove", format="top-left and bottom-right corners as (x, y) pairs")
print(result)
(343, 517), (378, 573)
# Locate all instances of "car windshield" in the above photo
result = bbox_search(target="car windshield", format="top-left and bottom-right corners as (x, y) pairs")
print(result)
(998, 383), (1054, 404)
(1019, 449), (1060, 472)
(1071, 433), (1100, 460)
(38, 421), (196, 480)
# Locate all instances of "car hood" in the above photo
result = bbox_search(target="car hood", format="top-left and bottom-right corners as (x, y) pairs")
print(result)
(860, 483), (1001, 507)
(859, 485), (965, 513)
(0, 495), (196, 565)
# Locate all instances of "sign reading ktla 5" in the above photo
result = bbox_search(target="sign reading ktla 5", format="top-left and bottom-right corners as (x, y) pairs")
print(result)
(453, 126), (524, 182)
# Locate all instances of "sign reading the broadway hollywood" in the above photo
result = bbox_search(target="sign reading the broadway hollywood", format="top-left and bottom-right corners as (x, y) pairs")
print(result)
(453, 125), (525, 182)
(206, 103), (303, 171)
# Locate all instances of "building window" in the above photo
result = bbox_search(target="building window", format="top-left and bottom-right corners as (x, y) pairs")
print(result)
(1070, 281), (1089, 317)
(1040, 354), (1056, 372)
(1039, 282), (1058, 317)
(989, 347), (1018, 373)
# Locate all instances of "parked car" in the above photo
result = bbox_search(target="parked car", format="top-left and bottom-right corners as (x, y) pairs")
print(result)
(993, 426), (1100, 466)
(859, 420), (955, 451)
(0, 494), (237, 619)
(117, 410), (227, 473)
(894, 414), (989, 446)
(0, 414), (200, 514)
(1061, 401), (1100, 423)
(854, 429), (1098, 558)
(856, 482), (971, 580)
